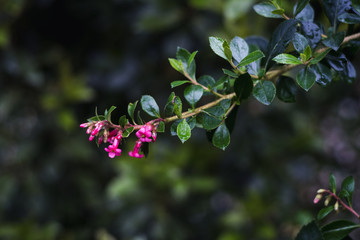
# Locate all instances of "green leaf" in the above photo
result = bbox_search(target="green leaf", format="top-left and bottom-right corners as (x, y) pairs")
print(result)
(122, 127), (134, 138)
(253, 2), (283, 18)
(329, 173), (337, 193)
(296, 67), (316, 91)
(177, 119), (191, 143)
(230, 36), (249, 63)
(212, 123), (230, 150)
(188, 50), (198, 66)
(106, 105), (117, 123)
(209, 37), (227, 60)
(171, 80), (190, 88)
(198, 106), (225, 130)
(273, 53), (302, 65)
(309, 63), (332, 86)
(294, 0), (310, 17)
(184, 85), (203, 108)
(293, 32), (309, 53)
(164, 92), (176, 117)
(310, 48), (332, 64)
(140, 95), (160, 118)
(118, 115), (128, 127)
(341, 176), (354, 205)
(198, 75), (216, 89)
(177, 47), (196, 79)
(214, 75), (230, 89)
(170, 117), (196, 136)
(304, 45), (312, 60)
(265, 19), (299, 69)
(322, 32), (345, 51)
(253, 81), (276, 105)
(277, 76), (297, 103)
(157, 121), (165, 133)
(237, 50), (265, 67)
(321, 220), (360, 240)
(295, 221), (324, 240)
(168, 58), (184, 73)
(137, 110), (144, 125)
(222, 68), (238, 78)
(271, 8), (285, 15)
(338, 12), (360, 24)
(128, 101), (138, 124)
(234, 73), (253, 102)
(317, 206), (334, 221)
(223, 41), (232, 61)
(174, 96), (182, 119)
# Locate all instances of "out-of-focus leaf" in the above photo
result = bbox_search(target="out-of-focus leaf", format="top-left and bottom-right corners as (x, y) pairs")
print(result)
(277, 76), (297, 103)
(323, 0), (352, 28)
(341, 176), (354, 205)
(338, 12), (360, 23)
(157, 121), (165, 133)
(294, 0), (310, 17)
(329, 173), (337, 193)
(253, 81), (276, 105)
(295, 221), (324, 240)
(322, 32), (345, 51)
(212, 123), (230, 150)
(317, 206), (334, 220)
(322, 220), (360, 240)
(295, 3), (314, 21)
(234, 73), (253, 101)
(253, 2), (283, 18)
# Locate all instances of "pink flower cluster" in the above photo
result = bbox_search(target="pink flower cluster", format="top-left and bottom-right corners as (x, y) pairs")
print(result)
(80, 121), (158, 159)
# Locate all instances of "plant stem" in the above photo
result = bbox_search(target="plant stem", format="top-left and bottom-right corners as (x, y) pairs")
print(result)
(164, 93), (236, 123)
(183, 72), (225, 98)
(324, 190), (360, 219)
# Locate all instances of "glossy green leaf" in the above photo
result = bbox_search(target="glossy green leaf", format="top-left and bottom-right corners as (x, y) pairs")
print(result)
(188, 50), (198, 66)
(309, 63), (332, 86)
(310, 48), (332, 64)
(253, 81), (276, 105)
(230, 36), (249, 63)
(322, 32), (345, 51)
(265, 19), (299, 69)
(296, 68), (316, 91)
(184, 85), (203, 108)
(234, 73), (253, 101)
(177, 119), (191, 143)
(253, 2), (283, 18)
(304, 45), (312, 60)
(295, 221), (324, 240)
(174, 96), (182, 119)
(170, 117), (196, 136)
(168, 58), (184, 73)
(141, 95), (160, 118)
(294, 0), (310, 16)
(209, 37), (227, 60)
(212, 123), (230, 150)
(171, 80), (190, 88)
(293, 32), (309, 53)
(273, 53), (302, 64)
(317, 206), (334, 220)
(214, 75), (230, 88)
(164, 92), (176, 117)
(128, 101), (138, 124)
(118, 115), (128, 127)
(271, 8), (285, 15)
(237, 50), (265, 67)
(277, 76), (296, 103)
(223, 41), (232, 61)
(198, 75), (216, 89)
(329, 173), (336, 193)
(322, 220), (360, 240)
(198, 106), (225, 130)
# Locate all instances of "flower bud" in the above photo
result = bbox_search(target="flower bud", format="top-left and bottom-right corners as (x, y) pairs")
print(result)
(334, 201), (339, 211)
(313, 194), (322, 204)
(324, 195), (332, 206)
(317, 189), (326, 194)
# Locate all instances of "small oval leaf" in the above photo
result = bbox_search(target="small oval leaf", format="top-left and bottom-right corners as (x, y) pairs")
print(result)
(177, 119), (191, 143)
(253, 81), (276, 105)
(212, 123), (230, 150)
(141, 95), (160, 118)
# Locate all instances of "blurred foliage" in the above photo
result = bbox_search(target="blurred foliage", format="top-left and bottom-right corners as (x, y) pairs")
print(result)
(0, 0), (359, 239)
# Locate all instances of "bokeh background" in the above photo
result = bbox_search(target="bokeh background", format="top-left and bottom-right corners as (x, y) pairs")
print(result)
(0, 0), (360, 239)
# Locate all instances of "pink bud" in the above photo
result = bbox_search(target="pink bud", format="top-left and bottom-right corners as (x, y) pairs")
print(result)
(80, 123), (90, 128)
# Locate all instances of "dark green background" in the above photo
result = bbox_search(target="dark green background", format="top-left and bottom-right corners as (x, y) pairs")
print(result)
(0, 0), (359, 239)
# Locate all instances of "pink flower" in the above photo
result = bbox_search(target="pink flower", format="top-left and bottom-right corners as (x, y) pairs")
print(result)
(136, 125), (152, 142)
(128, 140), (144, 158)
(105, 146), (122, 158)
(80, 122), (90, 128)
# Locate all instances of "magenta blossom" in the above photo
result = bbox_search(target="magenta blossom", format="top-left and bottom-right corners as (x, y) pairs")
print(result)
(105, 146), (122, 158)
(129, 140), (144, 158)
